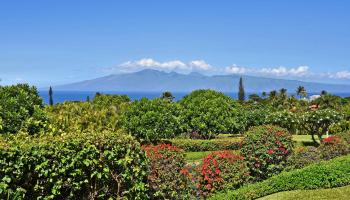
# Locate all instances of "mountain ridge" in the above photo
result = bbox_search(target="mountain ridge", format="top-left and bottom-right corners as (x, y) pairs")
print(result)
(54, 69), (350, 93)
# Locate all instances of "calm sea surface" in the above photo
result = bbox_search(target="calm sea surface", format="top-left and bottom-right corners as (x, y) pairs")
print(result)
(38, 91), (350, 104)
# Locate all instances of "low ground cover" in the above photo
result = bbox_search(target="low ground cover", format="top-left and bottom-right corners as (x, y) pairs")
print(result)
(210, 154), (350, 200)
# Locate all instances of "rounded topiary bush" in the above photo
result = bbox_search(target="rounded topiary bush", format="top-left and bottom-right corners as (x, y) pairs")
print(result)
(195, 151), (250, 197)
(0, 131), (149, 199)
(179, 89), (246, 139)
(319, 135), (349, 160)
(241, 125), (293, 181)
(122, 98), (181, 142)
(142, 144), (191, 199)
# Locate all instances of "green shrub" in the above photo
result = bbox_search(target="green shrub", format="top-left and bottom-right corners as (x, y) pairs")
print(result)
(122, 98), (181, 142)
(0, 131), (149, 199)
(46, 101), (122, 134)
(319, 136), (349, 160)
(210, 155), (350, 200)
(286, 146), (321, 170)
(92, 94), (130, 108)
(179, 90), (246, 139)
(245, 107), (270, 129)
(194, 151), (250, 197)
(169, 137), (242, 152)
(241, 125), (293, 180)
(0, 84), (47, 134)
(142, 144), (191, 199)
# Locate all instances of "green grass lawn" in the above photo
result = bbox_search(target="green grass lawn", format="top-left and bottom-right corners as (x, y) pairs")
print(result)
(185, 150), (239, 163)
(185, 151), (212, 163)
(258, 185), (350, 200)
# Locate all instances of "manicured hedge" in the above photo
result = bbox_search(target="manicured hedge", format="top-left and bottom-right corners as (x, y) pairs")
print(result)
(168, 137), (243, 152)
(210, 154), (350, 200)
(0, 131), (149, 199)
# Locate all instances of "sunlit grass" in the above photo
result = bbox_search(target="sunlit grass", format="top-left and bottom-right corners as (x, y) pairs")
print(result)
(258, 185), (350, 200)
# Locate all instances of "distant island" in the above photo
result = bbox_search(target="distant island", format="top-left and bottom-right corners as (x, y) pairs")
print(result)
(54, 69), (350, 94)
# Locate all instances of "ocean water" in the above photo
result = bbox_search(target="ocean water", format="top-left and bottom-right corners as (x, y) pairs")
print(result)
(38, 90), (350, 104)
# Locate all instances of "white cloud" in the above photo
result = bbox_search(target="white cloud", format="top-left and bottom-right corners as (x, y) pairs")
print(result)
(189, 60), (212, 71)
(114, 58), (212, 74)
(106, 58), (350, 81)
(225, 65), (310, 77)
(329, 71), (350, 79)
(225, 65), (247, 74)
(259, 66), (309, 77)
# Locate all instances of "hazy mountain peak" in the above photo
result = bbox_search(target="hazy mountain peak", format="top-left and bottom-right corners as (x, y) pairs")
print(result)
(55, 69), (350, 93)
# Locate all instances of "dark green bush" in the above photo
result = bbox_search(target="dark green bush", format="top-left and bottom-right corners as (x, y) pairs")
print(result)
(142, 144), (191, 199)
(0, 84), (47, 134)
(319, 136), (349, 160)
(0, 131), (149, 199)
(179, 90), (246, 139)
(168, 137), (242, 152)
(241, 125), (293, 180)
(286, 146), (321, 170)
(210, 154), (350, 200)
(122, 98), (181, 142)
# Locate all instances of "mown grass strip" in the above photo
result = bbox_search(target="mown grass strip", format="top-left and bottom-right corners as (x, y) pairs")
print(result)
(258, 185), (350, 200)
(210, 154), (350, 200)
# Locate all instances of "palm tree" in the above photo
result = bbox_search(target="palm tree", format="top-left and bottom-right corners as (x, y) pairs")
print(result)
(269, 90), (277, 100)
(161, 91), (174, 101)
(262, 91), (267, 98)
(296, 86), (307, 99)
(279, 88), (288, 99)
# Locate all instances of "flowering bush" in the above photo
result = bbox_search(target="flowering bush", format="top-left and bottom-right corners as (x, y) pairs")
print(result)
(301, 109), (343, 144)
(195, 151), (250, 197)
(142, 144), (191, 199)
(319, 135), (349, 160)
(287, 146), (321, 170)
(241, 125), (293, 181)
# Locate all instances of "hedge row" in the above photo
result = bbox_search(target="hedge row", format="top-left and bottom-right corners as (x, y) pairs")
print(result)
(0, 131), (149, 199)
(168, 137), (243, 152)
(210, 154), (350, 200)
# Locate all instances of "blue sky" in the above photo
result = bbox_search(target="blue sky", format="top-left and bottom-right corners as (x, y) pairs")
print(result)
(1, 0), (350, 86)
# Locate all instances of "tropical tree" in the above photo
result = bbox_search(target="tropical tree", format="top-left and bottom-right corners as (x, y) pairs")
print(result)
(161, 91), (174, 102)
(279, 88), (288, 100)
(301, 109), (343, 144)
(249, 93), (262, 102)
(269, 90), (277, 100)
(296, 86), (307, 99)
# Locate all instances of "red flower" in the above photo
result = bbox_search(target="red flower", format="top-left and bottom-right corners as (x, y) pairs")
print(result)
(267, 149), (274, 155)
